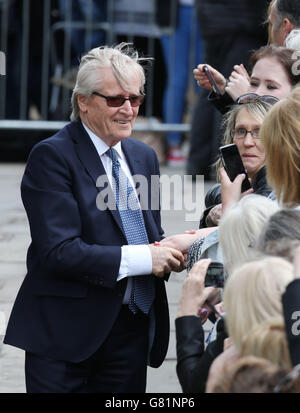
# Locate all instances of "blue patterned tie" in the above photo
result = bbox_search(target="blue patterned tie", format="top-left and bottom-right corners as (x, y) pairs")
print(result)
(106, 147), (155, 314)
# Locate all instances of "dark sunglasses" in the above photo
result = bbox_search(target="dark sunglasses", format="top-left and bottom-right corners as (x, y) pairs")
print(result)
(92, 91), (145, 107)
(235, 93), (280, 106)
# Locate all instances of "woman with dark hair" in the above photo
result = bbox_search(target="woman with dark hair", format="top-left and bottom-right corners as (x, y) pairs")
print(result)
(196, 45), (300, 228)
(194, 45), (300, 116)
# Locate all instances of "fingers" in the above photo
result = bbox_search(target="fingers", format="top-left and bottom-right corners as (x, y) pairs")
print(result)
(188, 258), (211, 283)
(194, 65), (212, 89)
(219, 167), (231, 185)
(149, 245), (185, 277)
(236, 64), (250, 80)
(194, 64), (226, 92)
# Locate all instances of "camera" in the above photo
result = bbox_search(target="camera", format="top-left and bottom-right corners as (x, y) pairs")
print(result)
(205, 261), (224, 288)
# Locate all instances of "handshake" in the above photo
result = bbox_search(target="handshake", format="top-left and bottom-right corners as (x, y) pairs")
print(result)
(149, 227), (216, 278)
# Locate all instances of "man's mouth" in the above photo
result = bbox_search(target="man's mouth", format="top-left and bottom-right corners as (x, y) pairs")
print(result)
(115, 120), (130, 125)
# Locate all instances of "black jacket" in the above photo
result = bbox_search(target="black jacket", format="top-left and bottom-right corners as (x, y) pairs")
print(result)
(208, 91), (235, 115)
(200, 166), (272, 228)
(282, 279), (300, 367)
(176, 315), (227, 393)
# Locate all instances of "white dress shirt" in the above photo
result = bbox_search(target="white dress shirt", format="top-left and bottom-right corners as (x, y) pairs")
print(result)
(82, 122), (153, 303)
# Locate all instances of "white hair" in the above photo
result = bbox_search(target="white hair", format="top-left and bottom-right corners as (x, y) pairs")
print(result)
(70, 42), (151, 121)
(219, 194), (279, 275)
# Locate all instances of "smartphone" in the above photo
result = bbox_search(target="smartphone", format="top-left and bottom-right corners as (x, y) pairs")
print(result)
(203, 64), (221, 95)
(205, 261), (224, 288)
(219, 143), (252, 192)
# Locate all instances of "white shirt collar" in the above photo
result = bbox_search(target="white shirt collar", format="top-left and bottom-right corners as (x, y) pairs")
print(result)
(81, 121), (123, 159)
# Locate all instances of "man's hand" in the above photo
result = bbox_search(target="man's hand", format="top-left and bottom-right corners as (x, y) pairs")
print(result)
(194, 64), (226, 94)
(149, 245), (186, 277)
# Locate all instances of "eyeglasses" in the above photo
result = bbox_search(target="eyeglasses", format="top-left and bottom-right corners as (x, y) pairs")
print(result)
(92, 91), (145, 107)
(231, 127), (261, 140)
(235, 93), (280, 106)
(273, 364), (300, 393)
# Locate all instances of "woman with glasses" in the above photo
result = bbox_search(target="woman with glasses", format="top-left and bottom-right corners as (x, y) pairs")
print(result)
(200, 96), (278, 228)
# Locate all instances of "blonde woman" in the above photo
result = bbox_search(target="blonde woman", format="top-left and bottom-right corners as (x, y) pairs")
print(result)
(224, 256), (294, 353)
(241, 319), (292, 369)
(206, 256), (294, 392)
(260, 86), (300, 206)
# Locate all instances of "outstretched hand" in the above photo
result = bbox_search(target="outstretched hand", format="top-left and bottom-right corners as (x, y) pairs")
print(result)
(159, 227), (217, 253)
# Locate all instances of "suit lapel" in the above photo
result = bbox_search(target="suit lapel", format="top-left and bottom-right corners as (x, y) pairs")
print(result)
(70, 122), (158, 242)
(70, 121), (125, 237)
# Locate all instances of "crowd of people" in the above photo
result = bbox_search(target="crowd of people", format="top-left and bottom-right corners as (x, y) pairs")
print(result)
(167, 0), (300, 393)
(3, 0), (300, 394)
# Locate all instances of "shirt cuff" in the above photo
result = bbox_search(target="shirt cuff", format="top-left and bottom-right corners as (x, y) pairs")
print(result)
(117, 245), (152, 281)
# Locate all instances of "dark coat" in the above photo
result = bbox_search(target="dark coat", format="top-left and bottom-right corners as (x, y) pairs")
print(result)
(176, 315), (227, 393)
(282, 279), (300, 367)
(4, 120), (169, 367)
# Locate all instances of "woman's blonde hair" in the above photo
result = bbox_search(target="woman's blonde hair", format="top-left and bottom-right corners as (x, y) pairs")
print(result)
(71, 43), (150, 121)
(224, 256), (294, 354)
(241, 318), (292, 369)
(219, 194), (279, 275)
(260, 86), (300, 205)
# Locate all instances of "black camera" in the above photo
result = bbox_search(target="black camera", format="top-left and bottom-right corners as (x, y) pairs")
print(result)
(205, 261), (224, 288)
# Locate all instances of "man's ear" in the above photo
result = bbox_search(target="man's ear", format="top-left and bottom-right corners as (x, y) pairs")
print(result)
(77, 94), (89, 113)
(283, 18), (295, 36)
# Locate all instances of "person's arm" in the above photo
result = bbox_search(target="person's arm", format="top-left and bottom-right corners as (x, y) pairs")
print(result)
(176, 316), (227, 393)
(175, 259), (224, 393)
(21, 141), (184, 287)
(193, 63), (234, 115)
(207, 91), (235, 115)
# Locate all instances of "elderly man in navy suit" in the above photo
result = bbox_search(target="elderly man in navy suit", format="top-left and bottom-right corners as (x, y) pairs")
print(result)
(4, 43), (185, 393)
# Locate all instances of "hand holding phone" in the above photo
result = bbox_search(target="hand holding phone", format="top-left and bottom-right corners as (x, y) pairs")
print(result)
(203, 65), (222, 95)
(219, 143), (251, 192)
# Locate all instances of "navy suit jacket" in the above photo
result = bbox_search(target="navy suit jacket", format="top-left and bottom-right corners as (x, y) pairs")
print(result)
(4, 120), (170, 367)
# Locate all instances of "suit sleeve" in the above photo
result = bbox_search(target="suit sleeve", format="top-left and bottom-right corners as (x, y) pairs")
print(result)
(21, 141), (121, 288)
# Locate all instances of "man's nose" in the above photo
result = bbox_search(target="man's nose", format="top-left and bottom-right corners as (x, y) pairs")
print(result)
(120, 99), (133, 112)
